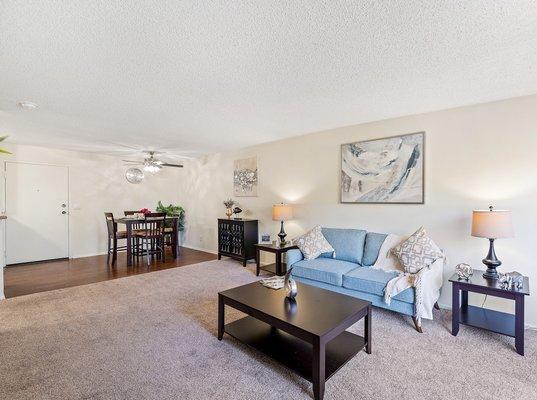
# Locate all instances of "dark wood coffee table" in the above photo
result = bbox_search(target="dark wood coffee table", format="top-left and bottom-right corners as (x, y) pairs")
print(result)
(218, 281), (371, 400)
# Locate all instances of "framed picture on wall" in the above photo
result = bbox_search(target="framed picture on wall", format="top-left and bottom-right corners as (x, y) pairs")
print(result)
(233, 156), (258, 197)
(340, 132), (425, 204)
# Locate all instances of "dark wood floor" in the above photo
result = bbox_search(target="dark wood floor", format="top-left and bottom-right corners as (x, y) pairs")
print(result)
(4, 247), (217, 298)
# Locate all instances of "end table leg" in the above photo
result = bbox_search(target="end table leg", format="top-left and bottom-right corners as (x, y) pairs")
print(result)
(515, 295), (525, 356)
(452, 283), (460, 336)
(312, 340), (325, 400)
(276, 253), (283, 276)
(365, 306), (372, 354)
(461, 290), (468, 310)
(256, 248), (260, 276)
(218, 294), (224, 340)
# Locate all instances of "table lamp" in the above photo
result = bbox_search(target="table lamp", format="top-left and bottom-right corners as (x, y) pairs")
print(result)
(471, 206), (514, 279)
(272, 203), (293, 246)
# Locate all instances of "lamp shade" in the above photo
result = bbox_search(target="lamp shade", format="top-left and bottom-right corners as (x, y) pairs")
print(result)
(471, 208), (514, 239)
(272, 204), (293, 221)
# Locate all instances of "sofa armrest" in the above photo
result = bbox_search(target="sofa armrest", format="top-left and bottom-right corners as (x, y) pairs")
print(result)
(286, 249), (303, 268)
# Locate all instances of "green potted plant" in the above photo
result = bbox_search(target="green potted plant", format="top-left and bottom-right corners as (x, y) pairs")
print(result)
(0, 136), (11, 154)
(156, 201), (185, 230)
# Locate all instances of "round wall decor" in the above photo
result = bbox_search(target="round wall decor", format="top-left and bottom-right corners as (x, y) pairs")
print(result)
(125, 167), (144, 184)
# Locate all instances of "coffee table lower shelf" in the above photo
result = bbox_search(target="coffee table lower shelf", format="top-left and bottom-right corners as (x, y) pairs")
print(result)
(224, 316), (365, 382)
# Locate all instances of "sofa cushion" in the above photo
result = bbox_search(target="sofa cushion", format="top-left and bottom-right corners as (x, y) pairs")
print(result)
(321, 228), (366, 264)
(291, 258), (359, 287)
(342, 267), (414, 304)
(362, 232), (388, 266)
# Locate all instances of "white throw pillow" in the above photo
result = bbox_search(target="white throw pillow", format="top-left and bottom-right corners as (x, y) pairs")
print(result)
(392, 227), (443, 274)
(293, 226), (335, 260)
(373, 234), (406, 272)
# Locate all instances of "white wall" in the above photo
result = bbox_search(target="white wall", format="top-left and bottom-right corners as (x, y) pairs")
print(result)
(0, 144), (183, 259)
(179, 95), (537, 326)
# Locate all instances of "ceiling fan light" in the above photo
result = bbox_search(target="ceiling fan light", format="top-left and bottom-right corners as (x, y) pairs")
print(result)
(143, 163), (161, 173)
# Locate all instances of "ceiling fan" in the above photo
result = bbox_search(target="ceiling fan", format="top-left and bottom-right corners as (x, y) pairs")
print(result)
(123, 151), (183, 173)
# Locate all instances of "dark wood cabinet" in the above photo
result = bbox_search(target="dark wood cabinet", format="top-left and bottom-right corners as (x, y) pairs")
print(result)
(217, 219), (258, 266)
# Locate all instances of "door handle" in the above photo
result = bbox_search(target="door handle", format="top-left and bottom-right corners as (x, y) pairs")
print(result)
(62, 211), (67, 215)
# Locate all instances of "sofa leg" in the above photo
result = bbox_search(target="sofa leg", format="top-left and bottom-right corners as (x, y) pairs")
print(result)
(412, 316), (423, 333)
(434, 302), (440, 310)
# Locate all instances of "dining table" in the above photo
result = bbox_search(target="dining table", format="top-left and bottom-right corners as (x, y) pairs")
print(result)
(115, 216), (181, 266)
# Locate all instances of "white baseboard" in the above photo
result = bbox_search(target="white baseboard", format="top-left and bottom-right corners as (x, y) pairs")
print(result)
(71, 252), (107, 259)
(182, 244), (218, 255)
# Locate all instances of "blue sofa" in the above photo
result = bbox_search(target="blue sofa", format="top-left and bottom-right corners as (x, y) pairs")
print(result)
(288, 228), (443, 332)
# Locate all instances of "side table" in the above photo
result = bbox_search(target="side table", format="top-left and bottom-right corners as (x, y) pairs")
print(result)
(449, 270), (529, 356)
(254, 243), (298, 276)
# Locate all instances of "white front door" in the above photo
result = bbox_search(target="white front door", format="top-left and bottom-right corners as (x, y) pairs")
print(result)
(5, 162), (69, 264)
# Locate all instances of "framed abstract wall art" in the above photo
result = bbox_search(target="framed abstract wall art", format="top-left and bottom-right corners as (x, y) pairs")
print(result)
(340, 132), (424, 204)
(233, 156), (258, 197)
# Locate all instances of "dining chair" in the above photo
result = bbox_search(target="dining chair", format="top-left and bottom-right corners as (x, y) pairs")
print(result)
(104, 212), (127, 265)
(135, 216), (166, 265)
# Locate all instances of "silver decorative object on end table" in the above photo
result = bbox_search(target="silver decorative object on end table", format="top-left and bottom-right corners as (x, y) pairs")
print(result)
(284, 267), (298, 299)
(455, 263), (473, 280)
(499, 271), (524, 290)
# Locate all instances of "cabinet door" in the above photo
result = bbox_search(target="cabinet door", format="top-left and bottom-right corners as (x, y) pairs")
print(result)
(218, 221), (231, 253)
(230, 222), (244, 256)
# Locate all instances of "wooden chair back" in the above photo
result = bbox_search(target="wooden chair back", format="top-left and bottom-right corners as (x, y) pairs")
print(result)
(104, 212), (116, 237)
(139, 218), (166, 240)
(145, 212), (166, 218)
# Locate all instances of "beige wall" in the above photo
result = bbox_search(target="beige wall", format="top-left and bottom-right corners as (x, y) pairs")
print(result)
(0, 144), (182, 259)
(179, 95), (537, 326)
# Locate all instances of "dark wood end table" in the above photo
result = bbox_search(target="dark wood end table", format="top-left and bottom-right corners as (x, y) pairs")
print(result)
(254, 242), (298, 276)
(449, 270), (530, 356)
(218, 281), (371, 400)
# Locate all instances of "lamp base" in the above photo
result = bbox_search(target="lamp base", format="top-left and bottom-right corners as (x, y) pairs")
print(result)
(482, 238), (501, 280)
(482, 266), (500, 280)
(278, 221), (287, 246)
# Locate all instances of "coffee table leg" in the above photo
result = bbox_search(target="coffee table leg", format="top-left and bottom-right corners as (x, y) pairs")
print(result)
(452, 283), (460, 336)
(312, 340), (325, 400)
(365, 306), (372, 354)
(218, 294), (224, 340)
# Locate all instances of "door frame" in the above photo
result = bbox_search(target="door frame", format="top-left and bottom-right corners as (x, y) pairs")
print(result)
(3, 161), (71, 264)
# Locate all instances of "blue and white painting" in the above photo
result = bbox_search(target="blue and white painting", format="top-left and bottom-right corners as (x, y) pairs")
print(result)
(341, 132), (424, 203)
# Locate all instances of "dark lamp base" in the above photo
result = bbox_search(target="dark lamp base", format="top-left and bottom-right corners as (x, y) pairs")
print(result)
(482, 238), (501, 280)
(482, 267), (499, 280)
(278, 221), (287, 246)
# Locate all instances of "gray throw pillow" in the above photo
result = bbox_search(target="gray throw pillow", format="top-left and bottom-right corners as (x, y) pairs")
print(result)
(293, 226), (335, 260)
(391, 227), (443, 274)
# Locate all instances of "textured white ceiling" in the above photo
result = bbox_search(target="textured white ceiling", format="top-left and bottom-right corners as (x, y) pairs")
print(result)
(1, 1), (537, 157)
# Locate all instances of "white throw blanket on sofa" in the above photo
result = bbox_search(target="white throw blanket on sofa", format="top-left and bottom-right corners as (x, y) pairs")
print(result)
(373, 234), (444, 320)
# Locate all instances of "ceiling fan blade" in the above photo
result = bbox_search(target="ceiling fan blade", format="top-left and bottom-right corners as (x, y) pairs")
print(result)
(161, 163), (184, 168)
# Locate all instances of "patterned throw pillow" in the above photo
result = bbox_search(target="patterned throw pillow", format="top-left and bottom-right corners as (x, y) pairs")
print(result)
(293, 226), (335, 260)
(391, 227), (443, 274)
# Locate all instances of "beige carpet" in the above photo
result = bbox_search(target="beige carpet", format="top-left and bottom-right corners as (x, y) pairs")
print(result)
(0, 260), (535, 400)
